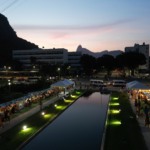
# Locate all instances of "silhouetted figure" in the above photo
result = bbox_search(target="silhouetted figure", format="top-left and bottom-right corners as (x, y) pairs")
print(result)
(4, 109), (10, 122)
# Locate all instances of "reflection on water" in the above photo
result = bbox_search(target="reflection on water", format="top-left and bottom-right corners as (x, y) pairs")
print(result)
(22, 92), (109, 150)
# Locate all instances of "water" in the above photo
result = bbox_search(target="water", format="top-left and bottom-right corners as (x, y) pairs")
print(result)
(22, 92), (109, 150)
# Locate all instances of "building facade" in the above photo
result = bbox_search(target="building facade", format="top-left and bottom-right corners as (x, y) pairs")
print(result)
(125, 43), (149, 70)
(13, 48), (82, 71)
(68, 51), (81, 67)
(68, 51), (82, 75)
(13, 48), (68, 68)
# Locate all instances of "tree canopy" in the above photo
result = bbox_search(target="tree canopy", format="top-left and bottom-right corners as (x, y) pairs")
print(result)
(80, 54), (96, 75)
(80, 51), (147, 77)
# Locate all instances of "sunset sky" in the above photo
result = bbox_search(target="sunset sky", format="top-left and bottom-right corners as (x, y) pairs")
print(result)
(1, 0), (150, 52)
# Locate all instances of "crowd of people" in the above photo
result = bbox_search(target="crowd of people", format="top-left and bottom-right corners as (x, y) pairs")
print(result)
(133, 94), (150, 127)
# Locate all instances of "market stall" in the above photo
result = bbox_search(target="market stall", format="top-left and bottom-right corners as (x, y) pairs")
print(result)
(126, 80), (150, 101)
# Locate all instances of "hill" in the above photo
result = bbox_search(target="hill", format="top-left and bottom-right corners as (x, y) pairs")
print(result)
(0, 13), (38, 67)
(76, 45), (123, 58)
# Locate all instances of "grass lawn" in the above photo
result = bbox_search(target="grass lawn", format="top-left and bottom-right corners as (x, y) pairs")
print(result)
(0, 90), (84, 150)
(104, 91), (148, 150)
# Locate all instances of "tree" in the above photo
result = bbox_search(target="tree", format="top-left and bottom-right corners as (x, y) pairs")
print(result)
(97, 54), (115, 77)
(39, 63), (57, 76)
(80, 54), (96, 76)
(123, 52), (146, 76)
(11, 59), (23, 71)
(60, 63), (71, 77)
(115, 53), (126, 77)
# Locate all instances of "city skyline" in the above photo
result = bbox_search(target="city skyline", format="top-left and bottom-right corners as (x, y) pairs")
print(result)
(1, 0), (150, 52)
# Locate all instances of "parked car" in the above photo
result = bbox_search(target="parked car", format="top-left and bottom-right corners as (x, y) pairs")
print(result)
(111, 80), (126, 87)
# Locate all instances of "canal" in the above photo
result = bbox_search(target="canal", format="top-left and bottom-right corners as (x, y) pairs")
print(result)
(22, 92), (110, 150)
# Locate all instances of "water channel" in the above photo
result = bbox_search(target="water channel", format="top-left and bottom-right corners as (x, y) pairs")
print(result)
(22, 92), (110, 150)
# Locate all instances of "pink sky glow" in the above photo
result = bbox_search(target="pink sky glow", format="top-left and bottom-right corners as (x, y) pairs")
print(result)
(13, 21), (144, 52)
(2, 0), (150, 52)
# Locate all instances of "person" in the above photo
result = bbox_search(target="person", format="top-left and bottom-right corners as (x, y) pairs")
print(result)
(27, 99), (31, 107)
(4, 109), (10, 122)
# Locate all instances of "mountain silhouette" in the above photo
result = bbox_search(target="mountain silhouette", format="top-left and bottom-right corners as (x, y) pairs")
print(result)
(76, 45), (123, 58)
(0, 13), (38, 67)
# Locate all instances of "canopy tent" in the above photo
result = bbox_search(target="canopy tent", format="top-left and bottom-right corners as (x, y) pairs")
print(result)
(126, 80), (138, 87)
(51, 79), (75, 88)
(126, 81), (150, 102)
(51, 80), (70, 88)
(126, 80), (150, 90)
(63, 79), (75, 87)
(50, 79), (75, 95)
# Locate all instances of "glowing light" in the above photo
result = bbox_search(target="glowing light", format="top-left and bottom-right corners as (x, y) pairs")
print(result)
(112, 97), (119, 100)
(109, 103), (120, 106)
(71, 95), (76, 98)
(64, 99), (74, 103)
(23, 125), (27, 130)
(21, 127), (33, 133)
(110, 120), (121, 125)
(41, 112), (45, 116)
(76, 91), (81, 95)
(43, 114), (52, 119)
(54, 104), (57, 107)
(55, 105), (66, 110)
(109, 109), (121, 114)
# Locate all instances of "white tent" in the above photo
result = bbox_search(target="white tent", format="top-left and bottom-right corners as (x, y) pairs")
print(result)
(50, 79), (75, 95)
(126, 80), (150, 90)
(51, 80), (69, 88)
(63, 79), (75, 86)
(126, 80), (138, 89)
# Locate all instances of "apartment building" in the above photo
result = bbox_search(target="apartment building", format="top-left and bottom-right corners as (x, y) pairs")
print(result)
(13, 48), (68, 68)
(13, 48), (82, 71)
(68, 51), (82, 74)
(68, 51), (82, 67)
(125, 43), (149, 70)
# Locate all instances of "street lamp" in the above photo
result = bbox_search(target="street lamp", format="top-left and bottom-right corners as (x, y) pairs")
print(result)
(4, 66), (11, 76)
(8, 66), (11, 70)
(8, 80), (11, 93)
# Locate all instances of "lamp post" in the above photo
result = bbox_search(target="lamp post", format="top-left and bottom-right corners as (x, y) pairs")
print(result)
(8, 80), (11, 93)
(4, 66), (11, 76)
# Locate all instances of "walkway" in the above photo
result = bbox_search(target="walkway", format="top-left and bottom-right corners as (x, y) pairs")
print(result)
(0, 95), (59, 134)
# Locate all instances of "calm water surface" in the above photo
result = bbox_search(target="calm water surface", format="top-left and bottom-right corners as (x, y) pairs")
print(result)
(22, 92), (109, 150)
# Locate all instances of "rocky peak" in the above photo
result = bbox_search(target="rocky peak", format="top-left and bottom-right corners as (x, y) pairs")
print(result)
(0, 13), (17, 39)
(76, 45), (82, 51)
